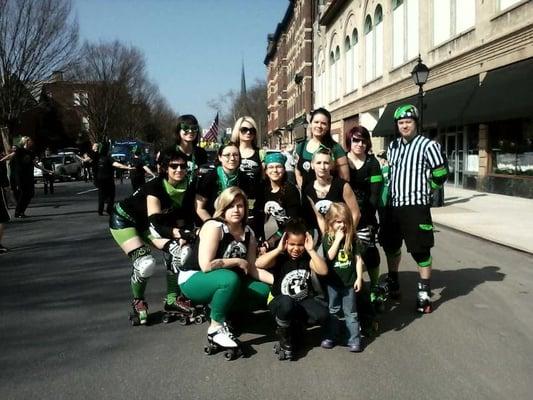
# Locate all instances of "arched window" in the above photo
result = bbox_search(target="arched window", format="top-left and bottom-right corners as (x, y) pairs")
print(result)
(374, 5), (383, 77)
(315, 50), (324, 107)
(364, 15), (373, 82)
(344, 36), (352, 94)
(352, 29), (359, 91)
(393, 0), (419, 67)
(335, 46), (341, 99)
(433, 0), (475, 46)
(329, 50), (336, 102)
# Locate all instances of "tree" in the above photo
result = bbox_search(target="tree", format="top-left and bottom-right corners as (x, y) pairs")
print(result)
(0, 0), (78, 140)
(208, 79), (268, 145)
(70, 40), (149, 143)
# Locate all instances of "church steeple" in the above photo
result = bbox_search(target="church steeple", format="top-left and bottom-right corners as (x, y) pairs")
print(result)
(240, 60), (247, 97)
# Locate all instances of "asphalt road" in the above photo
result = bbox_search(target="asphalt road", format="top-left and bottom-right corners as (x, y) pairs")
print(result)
(1, 180), (532, 400)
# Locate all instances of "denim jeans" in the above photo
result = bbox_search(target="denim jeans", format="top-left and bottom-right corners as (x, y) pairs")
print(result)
(325, 285), (361, 346)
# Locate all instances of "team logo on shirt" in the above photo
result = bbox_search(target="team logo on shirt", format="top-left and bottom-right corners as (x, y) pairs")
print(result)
(264, 201), (289, 223)
(303, 161), (311, 172)
(223, 241), (247, 259)
(314, 199), (332, 215)
(281, 269), (310, 300)
(240, 159), (259, 178)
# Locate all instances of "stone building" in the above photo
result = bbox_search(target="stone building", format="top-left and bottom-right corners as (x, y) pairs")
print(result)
(313, 0), (533, 198)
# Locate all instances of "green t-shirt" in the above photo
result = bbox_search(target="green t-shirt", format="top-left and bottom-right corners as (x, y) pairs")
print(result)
(322, 234), (360, 287)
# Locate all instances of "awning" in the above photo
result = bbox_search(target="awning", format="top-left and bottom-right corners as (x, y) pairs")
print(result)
(462, 58), (533, 124)
(373, 76), (478, 137)
(372, 57), (533, 137)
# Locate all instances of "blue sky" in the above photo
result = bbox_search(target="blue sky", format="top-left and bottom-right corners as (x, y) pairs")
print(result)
(74, 0), (289, 127)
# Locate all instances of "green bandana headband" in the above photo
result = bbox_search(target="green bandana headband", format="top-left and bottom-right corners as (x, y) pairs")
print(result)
(264, 152), (287, 166)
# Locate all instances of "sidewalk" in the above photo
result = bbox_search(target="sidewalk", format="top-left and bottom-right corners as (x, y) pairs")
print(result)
(431, 185), (533, 254)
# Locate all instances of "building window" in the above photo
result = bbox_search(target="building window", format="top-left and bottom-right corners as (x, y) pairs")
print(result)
(499, 0), (523, 10)
(433, 0), (475, 46)
(344, 29), (359, 93)
(392, 0), (419, 67)
(364, 5), (383, 82)
(490, 119), (533, 176)
(329, 46), (340, 101)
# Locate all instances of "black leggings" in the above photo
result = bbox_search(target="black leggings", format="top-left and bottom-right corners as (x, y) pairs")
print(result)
(15, 181), (34, 216)
(269, 294), (329, 326)
(97, 180), (115, 214)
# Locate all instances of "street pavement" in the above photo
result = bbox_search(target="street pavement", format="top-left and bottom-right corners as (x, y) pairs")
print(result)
(1, 180), (533, 400)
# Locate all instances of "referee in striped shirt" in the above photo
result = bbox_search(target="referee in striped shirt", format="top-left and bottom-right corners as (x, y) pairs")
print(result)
(380, 104), (447, 313)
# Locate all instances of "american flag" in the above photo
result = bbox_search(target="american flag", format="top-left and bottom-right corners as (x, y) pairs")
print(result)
(203, 113), (219, 142)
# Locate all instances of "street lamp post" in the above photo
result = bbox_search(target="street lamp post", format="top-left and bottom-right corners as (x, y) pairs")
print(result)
(411, 55), (430, 134)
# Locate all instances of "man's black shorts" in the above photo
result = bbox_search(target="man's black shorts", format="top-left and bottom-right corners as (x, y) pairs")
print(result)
(379, 205), (434, 253)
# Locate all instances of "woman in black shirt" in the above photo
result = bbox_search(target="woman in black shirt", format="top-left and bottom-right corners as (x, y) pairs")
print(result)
(109, 149), (196, 325)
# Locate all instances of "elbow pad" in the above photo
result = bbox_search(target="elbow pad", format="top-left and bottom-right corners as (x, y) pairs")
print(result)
(430, 166), (448, 188)
(148, 213), (173, 239)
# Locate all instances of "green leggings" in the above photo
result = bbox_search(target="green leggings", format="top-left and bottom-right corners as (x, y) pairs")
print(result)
(179, 269), (270, 323)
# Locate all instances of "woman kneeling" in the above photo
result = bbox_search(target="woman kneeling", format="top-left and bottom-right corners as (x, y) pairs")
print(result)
(179, 187), (272, 357)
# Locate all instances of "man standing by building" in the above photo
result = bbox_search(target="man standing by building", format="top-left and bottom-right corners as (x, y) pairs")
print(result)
(380, 105), (448, 313)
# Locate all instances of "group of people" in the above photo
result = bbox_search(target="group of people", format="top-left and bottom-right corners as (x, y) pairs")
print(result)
(107, 105), (447, 360)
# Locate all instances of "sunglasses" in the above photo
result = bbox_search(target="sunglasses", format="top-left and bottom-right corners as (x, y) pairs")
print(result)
(169, 162), (187, 170)
(240, 127), (257, 135)
(180, 124), (199, 134)
(351, 138), (365, 145)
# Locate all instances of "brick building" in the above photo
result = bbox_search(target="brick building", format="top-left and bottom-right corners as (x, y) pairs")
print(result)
(265, 0), (314, 148)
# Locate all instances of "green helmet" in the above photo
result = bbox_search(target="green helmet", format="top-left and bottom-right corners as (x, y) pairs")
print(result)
(394, 104), (419, 121)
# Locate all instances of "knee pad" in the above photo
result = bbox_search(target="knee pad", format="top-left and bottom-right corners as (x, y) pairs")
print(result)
(412, 251), (432, 267)
(130, 246), (156, 278)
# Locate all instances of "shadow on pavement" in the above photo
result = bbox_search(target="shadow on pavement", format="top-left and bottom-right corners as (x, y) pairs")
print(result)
(444, 193), (487, 206)
(376, 266), (505, 335)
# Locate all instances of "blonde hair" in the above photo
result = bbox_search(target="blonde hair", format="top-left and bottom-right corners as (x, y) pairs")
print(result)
(230, 116), (258, 148)
(213, 187), (249, 227)
(19, 136), (31, 147)
(324, 202), (354, 255)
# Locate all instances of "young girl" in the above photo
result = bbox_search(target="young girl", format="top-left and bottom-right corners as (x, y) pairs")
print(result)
(318, 202), (364, 352)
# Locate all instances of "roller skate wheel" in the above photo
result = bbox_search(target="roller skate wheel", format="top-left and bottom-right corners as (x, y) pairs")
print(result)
(204, 345), (213, 355)
(130, 315), (140, 326)
(162, 314), (170, 324)
(178, 316), (189, 326)
(223, 350), (234, 361)
(194, 315), (204, 325)
(278, 351), (285, 361)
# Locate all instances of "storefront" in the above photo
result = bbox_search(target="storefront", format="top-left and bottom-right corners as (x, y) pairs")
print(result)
(372, 58), (533, 199)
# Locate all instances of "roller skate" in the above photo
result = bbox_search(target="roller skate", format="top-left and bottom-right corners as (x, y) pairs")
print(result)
(162, 296), (208, 325)
(129, 299), (148, 326)
(273, 325), (293, 361)
(370, 284), (387, 314)
(204, 322), (242, 361)
(416, 284), (432, 314)
(383, 275), (401, 300)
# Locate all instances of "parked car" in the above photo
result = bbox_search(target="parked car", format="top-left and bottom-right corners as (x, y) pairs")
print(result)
(197, 150), (217, 178)
(34, 154), (83, 182)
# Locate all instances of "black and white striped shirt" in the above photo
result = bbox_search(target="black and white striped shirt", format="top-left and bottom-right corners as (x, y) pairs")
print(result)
(387, 135), (445, 207)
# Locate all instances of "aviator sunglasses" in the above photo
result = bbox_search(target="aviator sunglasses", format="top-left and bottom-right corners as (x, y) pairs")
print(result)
(240, 126), (257, 135)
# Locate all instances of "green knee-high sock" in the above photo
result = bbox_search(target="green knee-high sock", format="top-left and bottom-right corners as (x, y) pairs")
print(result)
(367, 266), (380, 287)
(131, 276), (148, 299)
(165, 270), (179, 304)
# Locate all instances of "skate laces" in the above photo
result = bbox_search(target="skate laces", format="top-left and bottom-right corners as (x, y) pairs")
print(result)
(222, 322), (236, 340)
(417, 290), (430, 301)
(133, 299), (148, 311)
